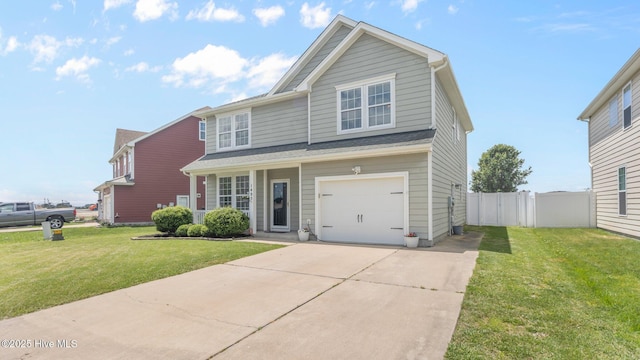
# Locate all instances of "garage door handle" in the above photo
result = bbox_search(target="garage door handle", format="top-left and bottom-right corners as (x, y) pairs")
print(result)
(323, 225), (333, 228)
(390, 227), (403, 230)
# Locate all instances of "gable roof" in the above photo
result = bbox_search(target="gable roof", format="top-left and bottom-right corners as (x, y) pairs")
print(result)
(268, 15), (357, 96)
(578, 48), (640, 121)
(109, 106), (211, 163)
(113, 129), (147, 154)
(194, 15), (471, 132)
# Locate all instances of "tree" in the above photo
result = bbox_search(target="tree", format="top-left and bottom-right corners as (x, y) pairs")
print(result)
(470, 144), (532, 193)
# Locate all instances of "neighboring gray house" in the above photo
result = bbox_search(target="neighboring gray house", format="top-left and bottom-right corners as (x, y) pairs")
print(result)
(578, 48), (640, 238)
(182, 15), (473, 246)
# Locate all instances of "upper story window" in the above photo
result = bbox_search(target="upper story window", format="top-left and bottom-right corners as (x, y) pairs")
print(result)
(623, 83), (632, 129)
(199, 120), (206, 141)
(619, 166), (627, 216)
(217, 111), (250, 151)
(336, 74), (396, 134)
(609, 95), (618, 128)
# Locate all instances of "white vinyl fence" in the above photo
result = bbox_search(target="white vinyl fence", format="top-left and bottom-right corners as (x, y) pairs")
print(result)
(467, 191), (595, 228)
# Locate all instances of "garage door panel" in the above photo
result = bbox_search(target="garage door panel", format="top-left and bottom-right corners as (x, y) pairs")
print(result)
(319, 176), (405, 246)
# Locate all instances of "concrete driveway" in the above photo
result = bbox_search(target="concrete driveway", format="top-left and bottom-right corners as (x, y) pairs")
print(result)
(0, 234), (481, 360)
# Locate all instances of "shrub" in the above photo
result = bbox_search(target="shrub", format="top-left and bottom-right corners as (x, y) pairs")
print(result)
(203, 207), (249, 237)
(175, 224), (191, 237)
(151, 206), (193, 234)
(187, 224), (208, 237)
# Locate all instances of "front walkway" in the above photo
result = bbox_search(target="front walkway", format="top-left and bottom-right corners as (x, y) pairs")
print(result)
(0, 233), (481, 360)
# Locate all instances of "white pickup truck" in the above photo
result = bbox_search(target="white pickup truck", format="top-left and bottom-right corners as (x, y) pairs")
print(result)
(0, 202), (76, 229)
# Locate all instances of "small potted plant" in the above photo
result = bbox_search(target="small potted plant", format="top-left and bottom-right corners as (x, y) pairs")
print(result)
(298, 227), (310, 241)
(404, 232), (419, 248)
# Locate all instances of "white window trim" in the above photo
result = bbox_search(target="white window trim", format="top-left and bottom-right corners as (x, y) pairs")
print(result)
(335, 73), (396, 135)
(619, 166), (627, 216)
(199, 120), (206, 141)
(217, 174), (251, 215)
(216, 109), (251, 151)
(623, 81), (632, 129)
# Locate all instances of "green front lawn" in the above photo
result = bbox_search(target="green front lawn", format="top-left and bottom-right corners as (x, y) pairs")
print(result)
(0, 226), (283, 319)
(446, 227), (640, 359)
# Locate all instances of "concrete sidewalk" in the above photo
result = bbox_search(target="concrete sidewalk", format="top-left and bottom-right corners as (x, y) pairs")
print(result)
(0, 233), (482, 360)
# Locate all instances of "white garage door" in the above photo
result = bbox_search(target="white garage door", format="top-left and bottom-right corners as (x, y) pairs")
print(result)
(319, 176), (405, 245)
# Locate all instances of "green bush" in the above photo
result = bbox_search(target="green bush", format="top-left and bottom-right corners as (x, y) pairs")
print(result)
(187, 224), (208, 237)
(151, 206), (193, 234)
(175, 224), (191, 237)
(203, 207), (249, 237)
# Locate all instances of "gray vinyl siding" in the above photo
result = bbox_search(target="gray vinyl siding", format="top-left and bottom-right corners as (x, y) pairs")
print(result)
(206, 174), (217, 210)
(432, 76), (468, 241)
(589, 70), (640, 147)
(591, 113), (640, 237)
(265, 168), (300, 231)
(205, 97), (308, 155)
(252, 97), (308, 148)
(309, 33), (432, 144)
(301, 153), (429, 238)
(278, 25), (353, 93)
(205, 117), (217, 154)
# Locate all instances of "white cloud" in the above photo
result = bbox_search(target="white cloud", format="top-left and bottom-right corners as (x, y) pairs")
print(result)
(104, 0), (132, 12)
(51, 1), (63, 11)
(126, 61), (161, 72)
(186, 1), (245, 22)
(133, 0), (178, 22)
(4, 36), (19, 54)
(300, 2), (332, 29)
(55, 55), (101, 82)
(163, 44), (296, 95)
(247, 53), (297, 89)
(105, 36), (122, 47)
(364, 1), (376, 10)
(401, 0), (423, 13)
(448, 5), (459, 15)
(124, 48), (135, 56)
(27, 35), (84, 64)
(253, 5), (285, 26)
(162, 44), (247, 88)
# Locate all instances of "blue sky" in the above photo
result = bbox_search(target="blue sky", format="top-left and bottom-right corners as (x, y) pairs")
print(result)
(0, 0), (638, 206)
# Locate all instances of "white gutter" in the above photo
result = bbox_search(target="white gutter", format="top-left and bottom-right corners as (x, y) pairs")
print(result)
(430, 57), (449, 130)
(427, 130), (437, 242)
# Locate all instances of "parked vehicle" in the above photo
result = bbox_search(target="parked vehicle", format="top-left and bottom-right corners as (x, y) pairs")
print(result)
(0, 202), (76, 229)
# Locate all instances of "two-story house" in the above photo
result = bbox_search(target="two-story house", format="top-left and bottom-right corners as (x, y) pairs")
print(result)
(182, 15), (473, 246)
(578, 48), (640, 237)
(95, 109), (209, 224)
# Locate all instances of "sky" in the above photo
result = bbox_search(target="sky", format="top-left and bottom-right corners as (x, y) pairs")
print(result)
(0, 0), (638, 206)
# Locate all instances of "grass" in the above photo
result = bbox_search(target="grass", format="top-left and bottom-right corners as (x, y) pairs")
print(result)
(446, 226), (640, 359)
(0, 226), (283, 319)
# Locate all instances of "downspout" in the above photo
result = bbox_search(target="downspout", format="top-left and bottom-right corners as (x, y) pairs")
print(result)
(430, 58), (449, 130)
(427, 59), (446, 244)
(428, 131), (437, 243)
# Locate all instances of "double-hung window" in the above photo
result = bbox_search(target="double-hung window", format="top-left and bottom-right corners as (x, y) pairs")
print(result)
(619, 167), (627, 216)
(199, 120), (206, 141)
(217, 110), (250, 150)
(336, 74), (395, 134)
(218, 175), (250, 214)
(623, 83), (632, 129)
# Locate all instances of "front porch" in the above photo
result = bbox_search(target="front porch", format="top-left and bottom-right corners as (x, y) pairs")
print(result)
(189, 166), (302, 234)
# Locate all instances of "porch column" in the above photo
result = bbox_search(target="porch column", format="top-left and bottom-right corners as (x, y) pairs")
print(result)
(189, 174), (197, 213)
(249, 170), (257, 234)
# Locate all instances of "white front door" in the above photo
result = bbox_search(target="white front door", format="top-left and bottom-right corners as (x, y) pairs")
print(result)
(319, 176), (406, 245)
(271, 179), (290, 231)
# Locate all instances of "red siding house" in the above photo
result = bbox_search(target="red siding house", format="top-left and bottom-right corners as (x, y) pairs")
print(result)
(94, 109), (209, 224)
